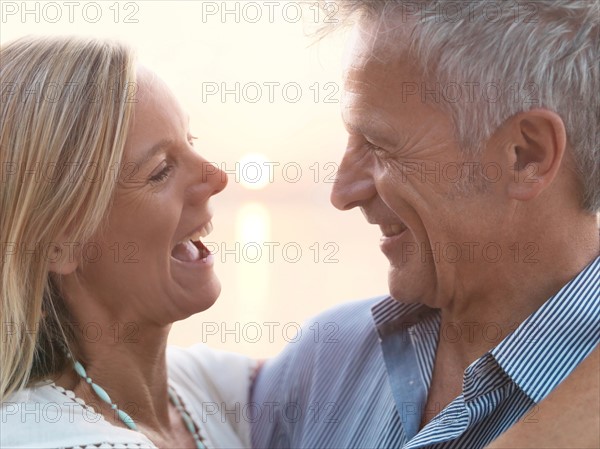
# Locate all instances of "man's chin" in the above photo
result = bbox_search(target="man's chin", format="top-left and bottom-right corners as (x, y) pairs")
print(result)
(388, 267), (411, 303)
(387, 265), (431, 305)
(388, 288), (422, 304)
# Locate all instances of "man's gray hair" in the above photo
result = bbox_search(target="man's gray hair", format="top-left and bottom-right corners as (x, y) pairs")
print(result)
(325, 0), (599, 212)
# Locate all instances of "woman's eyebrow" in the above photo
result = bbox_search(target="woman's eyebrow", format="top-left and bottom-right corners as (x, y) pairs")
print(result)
(135, 138), (174, 168)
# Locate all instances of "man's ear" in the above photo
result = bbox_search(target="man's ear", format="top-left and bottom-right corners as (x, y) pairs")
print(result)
(506, 109), (567, 202)
(47, 237), (79, 275)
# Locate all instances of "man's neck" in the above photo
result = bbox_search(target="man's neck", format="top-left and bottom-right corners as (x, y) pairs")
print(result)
(439, 215), (599, 368)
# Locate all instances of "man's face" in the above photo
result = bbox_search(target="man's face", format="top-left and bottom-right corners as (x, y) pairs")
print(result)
(331, 21), (512, 308)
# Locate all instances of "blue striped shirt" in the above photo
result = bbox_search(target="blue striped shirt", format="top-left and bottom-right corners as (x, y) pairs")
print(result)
(251, 256), (599, 448)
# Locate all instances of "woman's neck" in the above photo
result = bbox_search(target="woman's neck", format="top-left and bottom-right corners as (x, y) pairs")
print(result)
(54, 323), (173, 431)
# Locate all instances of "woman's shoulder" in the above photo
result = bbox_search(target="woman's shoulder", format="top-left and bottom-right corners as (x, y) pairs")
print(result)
(166, 343), (258, 448)
(166, 343), (257, 403)
(0, 382), (155, 449)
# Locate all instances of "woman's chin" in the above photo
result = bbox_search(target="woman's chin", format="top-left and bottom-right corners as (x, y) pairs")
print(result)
(179, 278), (221, 317)
(168, 255), (222, 314)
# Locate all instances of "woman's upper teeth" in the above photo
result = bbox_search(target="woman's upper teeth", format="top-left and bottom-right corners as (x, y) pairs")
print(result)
(178, 221), (213, 244)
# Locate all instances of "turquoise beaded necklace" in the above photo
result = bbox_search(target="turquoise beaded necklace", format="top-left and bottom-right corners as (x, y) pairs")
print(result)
(73, 360), (208, 449)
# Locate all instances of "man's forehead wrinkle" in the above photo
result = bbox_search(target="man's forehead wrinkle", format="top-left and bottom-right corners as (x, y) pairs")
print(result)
(342, 101), (400, 148)
(343, 72), (379, 95)
(346, 43), (412, 93)
(344, 49), (401, 94)
(342, 74), (402, 146)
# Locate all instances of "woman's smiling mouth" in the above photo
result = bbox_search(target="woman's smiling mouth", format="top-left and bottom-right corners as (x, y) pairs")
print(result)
(171, 220), (213, 263)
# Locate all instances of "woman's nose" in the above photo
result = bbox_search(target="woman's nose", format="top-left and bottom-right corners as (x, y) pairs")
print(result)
(186, 158), (228, 202)
(204, 161), (228, 196)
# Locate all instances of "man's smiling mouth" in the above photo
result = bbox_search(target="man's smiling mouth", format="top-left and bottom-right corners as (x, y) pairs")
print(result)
(379, 223), (408, 237)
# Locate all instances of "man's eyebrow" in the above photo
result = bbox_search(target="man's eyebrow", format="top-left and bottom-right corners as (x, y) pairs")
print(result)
(134, 139), (174, 168)
(344, 121), (397, 148)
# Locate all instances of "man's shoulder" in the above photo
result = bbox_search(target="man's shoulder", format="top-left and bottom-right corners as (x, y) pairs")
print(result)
(251, 296), (396, 448)
(305, 294), (388, 326)
(257, 295), (389, 384)
(298, 295), (388, 347)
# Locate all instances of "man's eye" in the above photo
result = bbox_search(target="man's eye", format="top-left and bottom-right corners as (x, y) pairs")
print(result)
(365, 141), (387, 156)
(149, 165), (173, 183)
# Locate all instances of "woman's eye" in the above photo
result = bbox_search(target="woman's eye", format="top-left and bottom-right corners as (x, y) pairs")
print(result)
(149, 164), (173, 183)
(188, 135), (198, 147)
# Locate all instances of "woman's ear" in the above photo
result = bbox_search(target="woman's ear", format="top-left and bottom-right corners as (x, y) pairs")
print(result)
(47, 238), (79, 275)
(507, 109), (567, 202)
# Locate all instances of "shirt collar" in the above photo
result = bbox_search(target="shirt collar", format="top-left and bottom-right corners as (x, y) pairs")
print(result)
(370, 255), (599, 404)
(371, 296), (432, 339)
(491, 255), (600, 402)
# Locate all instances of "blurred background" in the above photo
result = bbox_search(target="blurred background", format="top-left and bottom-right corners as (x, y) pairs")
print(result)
(1, 0), (389, 358)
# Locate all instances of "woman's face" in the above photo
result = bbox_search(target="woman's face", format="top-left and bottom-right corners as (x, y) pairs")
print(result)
(60, 67), (228, 325)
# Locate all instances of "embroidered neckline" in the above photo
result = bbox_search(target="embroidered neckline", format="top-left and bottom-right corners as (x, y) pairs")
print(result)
(46, 379), (211, 448)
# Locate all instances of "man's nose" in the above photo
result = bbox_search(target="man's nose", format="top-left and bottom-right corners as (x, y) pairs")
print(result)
(330, 148), (376, 210)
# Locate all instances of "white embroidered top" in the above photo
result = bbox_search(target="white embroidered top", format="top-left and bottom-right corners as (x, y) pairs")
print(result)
(1, 344), (257, 449)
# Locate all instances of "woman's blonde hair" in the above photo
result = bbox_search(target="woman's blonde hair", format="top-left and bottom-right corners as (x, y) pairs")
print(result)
(0, 36), (136, 400)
